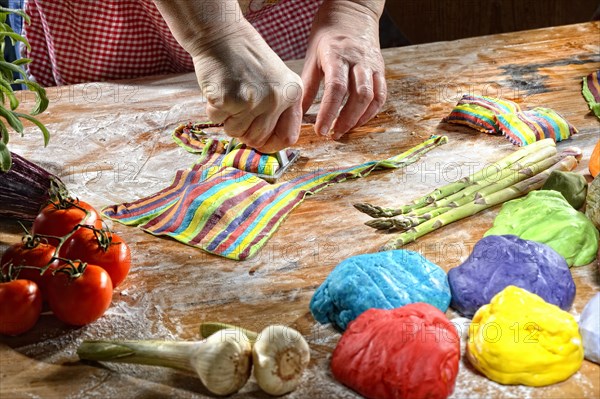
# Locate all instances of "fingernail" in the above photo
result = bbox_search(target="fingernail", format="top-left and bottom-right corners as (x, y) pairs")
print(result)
(319, 126), (329, 136)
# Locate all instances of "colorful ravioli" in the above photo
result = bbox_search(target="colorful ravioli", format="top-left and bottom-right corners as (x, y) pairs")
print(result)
(442, 95), (522, 134)
(496, 107), (577, 146)
(173, 123), (284, 176)
(443, 95), (577, 146)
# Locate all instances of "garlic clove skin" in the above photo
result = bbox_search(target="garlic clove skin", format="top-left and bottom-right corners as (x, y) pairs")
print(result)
(190, 328), (253, 396)
(252, 325), (311, 396)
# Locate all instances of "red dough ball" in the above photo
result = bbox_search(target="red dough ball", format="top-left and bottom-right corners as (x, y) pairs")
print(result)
(331, 303), (460, 399)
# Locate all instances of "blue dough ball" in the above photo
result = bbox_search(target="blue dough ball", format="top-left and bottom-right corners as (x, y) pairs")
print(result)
(448, 235), (575, 317)
(309, 250), (451, 331)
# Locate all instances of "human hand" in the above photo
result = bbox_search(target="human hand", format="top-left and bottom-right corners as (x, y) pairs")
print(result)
(190, 20), (303, 153)
(302, 1), (387, 139)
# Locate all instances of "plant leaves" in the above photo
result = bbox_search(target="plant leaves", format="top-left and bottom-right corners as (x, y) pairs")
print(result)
(0, 106), (23, 133)
(0, 78), (19, 110)
(0, 7), (49, 172)
(15, 112), (50, 146)
(0, 140), (11, 172)
(0, 61), (26, 79)
(14, 79), (48, 115)
(0, 31), (31, 51)
(0, 7), (31, 24)
(0, 120), (8, 144)
(13, 58), (32, 66)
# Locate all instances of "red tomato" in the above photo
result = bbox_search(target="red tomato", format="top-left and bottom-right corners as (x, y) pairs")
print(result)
(0, 280), (42, 335)
(32, 200), (103, 244)
(63, 229), (131, 288)
(1, 240), (59, 299)
(46, 262), (113, 326)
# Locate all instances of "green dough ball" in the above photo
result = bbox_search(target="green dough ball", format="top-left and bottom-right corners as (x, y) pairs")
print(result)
(541, 170), (588, 209)
(485, 190), (599, 267)
(586, 175), (600, 230)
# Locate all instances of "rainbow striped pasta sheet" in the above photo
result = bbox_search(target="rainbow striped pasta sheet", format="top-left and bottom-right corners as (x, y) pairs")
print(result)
(102, 133), (448, 260)
(443, 95), (577, 146)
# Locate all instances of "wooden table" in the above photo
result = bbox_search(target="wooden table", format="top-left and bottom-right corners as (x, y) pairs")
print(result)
(1, 21), (599, 399)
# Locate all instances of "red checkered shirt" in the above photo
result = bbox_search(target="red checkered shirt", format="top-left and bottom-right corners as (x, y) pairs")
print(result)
(22, 0), (324, 87)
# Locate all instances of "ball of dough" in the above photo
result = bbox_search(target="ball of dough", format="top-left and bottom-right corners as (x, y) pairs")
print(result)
(579, 292), (600, 364)
(467, 286), (584, 386)
(448, 235), (575, 317)
(310, 250), (451, 331)
(542, 170), (587, 209)
(331, 303), (460, 399)
(485, 190), (599, 266)
(585, 175), (600, 230)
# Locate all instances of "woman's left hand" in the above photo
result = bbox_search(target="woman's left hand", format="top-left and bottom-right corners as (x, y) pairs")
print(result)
(301, 1), (387, 139)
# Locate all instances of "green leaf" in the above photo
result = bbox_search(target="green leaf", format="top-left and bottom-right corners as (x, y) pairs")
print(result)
(0, 7), (30, 24)
(0, 78), (19, 110)
(0, 61), (26, 79)
(14, 79), (48, 115)
(0, 32), (31, 51)
(0, 140), (11, 172)
(15, 112), (50, 146)
(0, 106), (23, 133)
(0, 120), (8, 144)
(13, 58), (32, 66)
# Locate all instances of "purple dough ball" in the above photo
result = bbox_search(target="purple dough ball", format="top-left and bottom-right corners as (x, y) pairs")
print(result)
(448, 235), (575, 317)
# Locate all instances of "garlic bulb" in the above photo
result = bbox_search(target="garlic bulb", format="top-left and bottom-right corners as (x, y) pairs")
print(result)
(191, 328), (253, 396)
(252, 325), (310, 396)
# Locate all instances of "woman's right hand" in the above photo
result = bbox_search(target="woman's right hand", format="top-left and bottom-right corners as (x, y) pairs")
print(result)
(189, 20), (304, 153)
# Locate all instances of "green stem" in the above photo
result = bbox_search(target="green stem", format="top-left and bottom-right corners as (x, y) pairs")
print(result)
(380, 155), (578, 250)
(77, 340), (201, 372)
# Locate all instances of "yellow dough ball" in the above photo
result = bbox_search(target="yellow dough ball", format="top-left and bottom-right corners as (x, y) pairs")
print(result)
(467, 285), (583, 386)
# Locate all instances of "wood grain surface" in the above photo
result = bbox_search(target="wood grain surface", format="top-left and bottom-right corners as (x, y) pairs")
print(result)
(1, 22), (599, 399)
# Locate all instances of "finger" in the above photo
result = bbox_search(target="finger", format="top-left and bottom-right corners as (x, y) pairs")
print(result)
(332, 65), (374, 138)
(223, 110), (257, 138)
(314, 59), (349, 137)
(257, 102), (302, 154)
(354, 71), (387, 128)
(301, 57), (322, 114)
(240, 112), (280, 149)
(205, 103), (230, 124)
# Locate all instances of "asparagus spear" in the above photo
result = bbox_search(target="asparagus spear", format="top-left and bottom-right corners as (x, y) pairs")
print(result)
(379, 155), (578, 250)
(354, 138), (556, 218)
(367, 148), (564, 231)
(407, 145), (557, 216)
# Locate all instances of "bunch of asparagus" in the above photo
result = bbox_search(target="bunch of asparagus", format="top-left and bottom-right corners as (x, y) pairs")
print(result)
(354, 139), (581, 250)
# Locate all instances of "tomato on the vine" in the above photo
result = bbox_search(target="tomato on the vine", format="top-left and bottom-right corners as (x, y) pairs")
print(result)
(63, 228), (131, 288)
(46, 262), (113, 326)
(0, 279), (42, 335)
(1, 239), (59, 299)
(32, 200), (103, 244)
